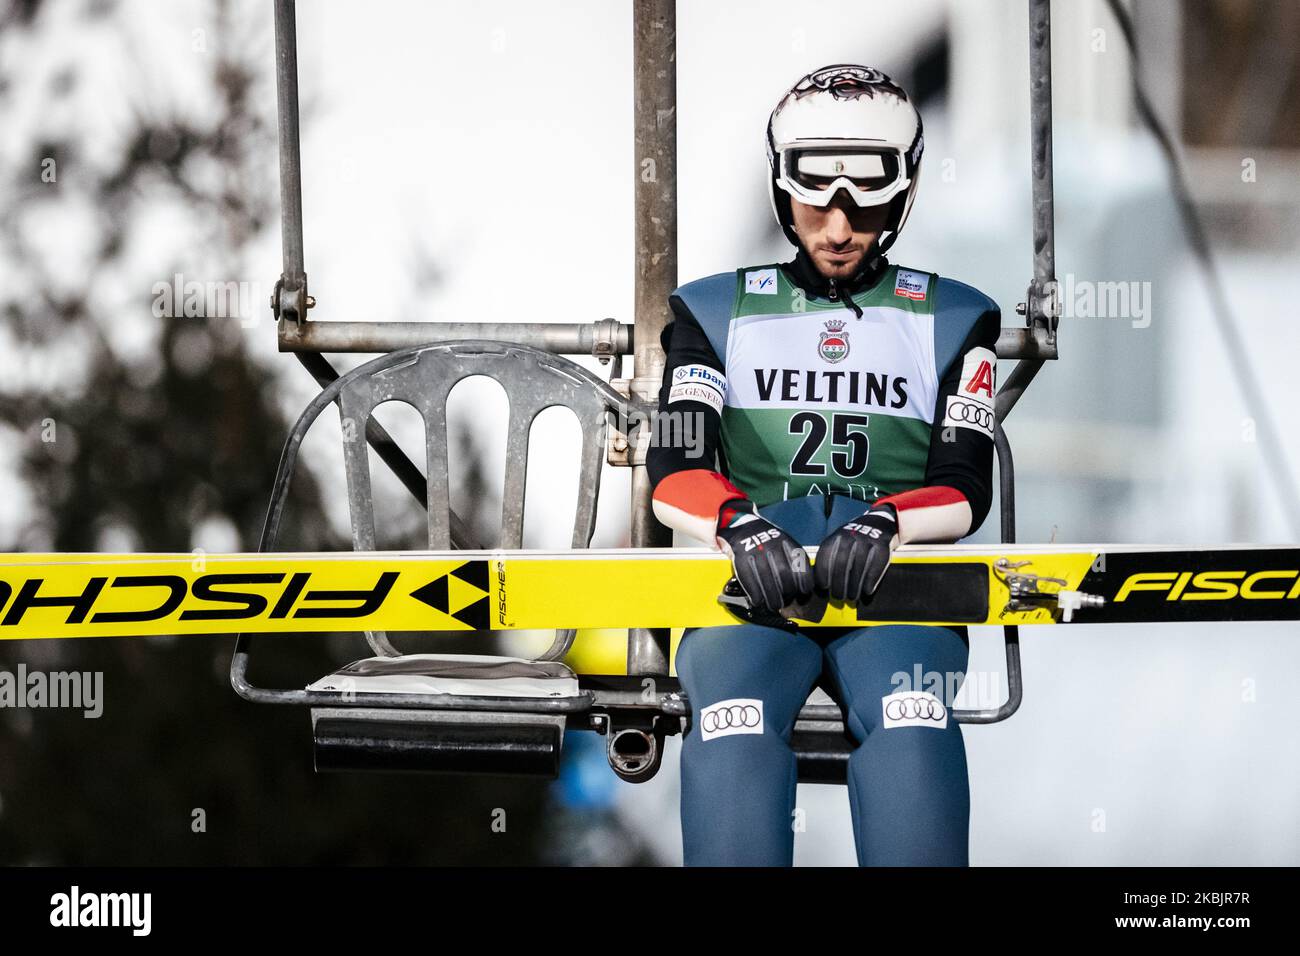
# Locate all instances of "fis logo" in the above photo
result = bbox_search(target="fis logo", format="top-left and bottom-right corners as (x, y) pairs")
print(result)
(745, 269), (778, 295)
(1115, 570), (1300, 602)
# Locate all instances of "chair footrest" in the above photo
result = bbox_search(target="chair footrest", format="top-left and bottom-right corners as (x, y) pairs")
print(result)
(311, 707), (566, 777)
(792, 719), (853, 785)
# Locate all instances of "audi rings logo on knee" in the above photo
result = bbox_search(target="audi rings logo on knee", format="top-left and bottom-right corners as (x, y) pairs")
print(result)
(943, 396), (994, 436)
(885, 694), (945, 721)
(699, 698), (765, 741)
(880, 691), (948, 730)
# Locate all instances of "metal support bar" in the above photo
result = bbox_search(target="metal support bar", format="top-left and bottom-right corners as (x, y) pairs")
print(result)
(279, 321), (1059, 361)
(953, 422), (1023, 724)
(994, 356), (1045, 424)
(1026, 0), (1057, 320)
(626, 0), (677, 676)
(279, 321), (1050, 361)
(272, 0), (309, 325)
(996, 327), (1056, 361)
(997, 0), (1059, 423)
(279, 319), (633, 356)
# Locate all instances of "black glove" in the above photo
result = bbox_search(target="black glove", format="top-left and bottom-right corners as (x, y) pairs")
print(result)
(715, 503), (813, 613)
(814, 503), (899, 602)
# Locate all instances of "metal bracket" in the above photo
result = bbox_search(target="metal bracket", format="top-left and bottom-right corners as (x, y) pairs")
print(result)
(1015, 276), (1060, 337)
(716, 577), (831, 631)
(604, 377), (653, 468)
(591, 317), (622, 368)
(271, 274), (314, 325)
(717, 578), (800, 631)
(994, 558), (1103, 622)
(589, 709), (676, 783)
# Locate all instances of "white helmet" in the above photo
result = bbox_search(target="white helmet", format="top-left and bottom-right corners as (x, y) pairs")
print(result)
(766, 64), (924, 254)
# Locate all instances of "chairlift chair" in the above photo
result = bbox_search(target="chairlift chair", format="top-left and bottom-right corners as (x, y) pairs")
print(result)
(232, 0), (1061, 784)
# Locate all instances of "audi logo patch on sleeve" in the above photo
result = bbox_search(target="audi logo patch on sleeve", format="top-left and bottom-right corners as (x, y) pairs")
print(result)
(699, 698), (765, 741)
(941, 347), (997, 438)
(943, 394), (995, 438)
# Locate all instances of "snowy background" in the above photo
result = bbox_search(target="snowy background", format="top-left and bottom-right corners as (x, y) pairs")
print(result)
(0, 0), (1296, 864)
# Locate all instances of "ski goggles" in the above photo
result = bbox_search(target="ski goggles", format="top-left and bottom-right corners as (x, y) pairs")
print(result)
(774, 143), (912, 208)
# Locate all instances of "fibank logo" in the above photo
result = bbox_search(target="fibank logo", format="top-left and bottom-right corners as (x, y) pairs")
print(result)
(744, 268), (778, 295)
(672, 364), (727, 393)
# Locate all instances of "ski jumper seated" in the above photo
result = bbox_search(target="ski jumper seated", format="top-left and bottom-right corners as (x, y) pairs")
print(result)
(646, 64), (1000, 866)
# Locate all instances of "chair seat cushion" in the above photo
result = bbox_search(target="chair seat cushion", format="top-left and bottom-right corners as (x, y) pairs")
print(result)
(307, 653), (581, 699)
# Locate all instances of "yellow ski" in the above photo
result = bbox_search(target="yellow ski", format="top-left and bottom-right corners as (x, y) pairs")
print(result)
(0, 545), (1296, 641)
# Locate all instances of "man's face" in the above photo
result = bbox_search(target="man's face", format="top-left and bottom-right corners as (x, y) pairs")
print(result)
(790, 191), (892, 280)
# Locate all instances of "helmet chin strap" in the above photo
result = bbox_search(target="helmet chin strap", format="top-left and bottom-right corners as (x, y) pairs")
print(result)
(873, 229), (899, 256)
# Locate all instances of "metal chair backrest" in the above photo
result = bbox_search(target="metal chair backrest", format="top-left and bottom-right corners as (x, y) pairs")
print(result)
(330, 340), (628, 657)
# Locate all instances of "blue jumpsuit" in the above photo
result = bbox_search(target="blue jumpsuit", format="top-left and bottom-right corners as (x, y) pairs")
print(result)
(676, 496), (970, 866)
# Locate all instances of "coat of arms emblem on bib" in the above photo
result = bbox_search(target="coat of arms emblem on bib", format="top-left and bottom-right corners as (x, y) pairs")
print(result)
(818, 317), (850, 363)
